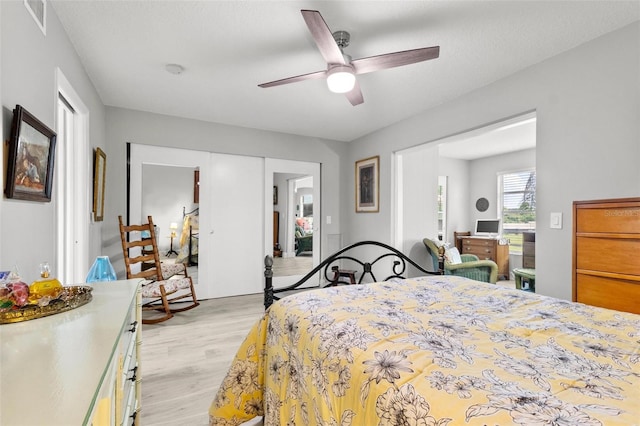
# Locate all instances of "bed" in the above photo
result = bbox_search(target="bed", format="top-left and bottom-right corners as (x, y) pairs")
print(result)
(209, 241), (640, 425)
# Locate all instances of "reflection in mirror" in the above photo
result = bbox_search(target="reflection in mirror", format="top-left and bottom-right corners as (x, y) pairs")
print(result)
(272, 173), (313, 277)
(141, 164), (199, 284)
(437, 176), (448, 242)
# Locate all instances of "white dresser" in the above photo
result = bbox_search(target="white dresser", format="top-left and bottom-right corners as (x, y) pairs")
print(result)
(0, 279), (141, 425)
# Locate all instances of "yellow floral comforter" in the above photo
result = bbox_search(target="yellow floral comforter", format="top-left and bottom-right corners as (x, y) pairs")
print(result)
(210, 276), (640, 425)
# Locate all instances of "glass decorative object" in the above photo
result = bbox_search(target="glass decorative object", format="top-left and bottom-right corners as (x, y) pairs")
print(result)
(86, 256), (117, 283)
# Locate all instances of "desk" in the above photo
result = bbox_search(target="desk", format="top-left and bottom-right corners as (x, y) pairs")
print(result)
(459, 236), (509, 279)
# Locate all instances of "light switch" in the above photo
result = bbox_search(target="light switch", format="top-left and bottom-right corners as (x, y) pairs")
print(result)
(326, 215), (332, 225)
(550, 212), (563, 229)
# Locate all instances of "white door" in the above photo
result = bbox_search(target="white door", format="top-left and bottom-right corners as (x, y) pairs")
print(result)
(264, 159), (321, 288)
(208, 153), (264, 298)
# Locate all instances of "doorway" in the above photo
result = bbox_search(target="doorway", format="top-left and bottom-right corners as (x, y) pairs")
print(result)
(393, 112), (536, 270)
(55, 69), (90, 285)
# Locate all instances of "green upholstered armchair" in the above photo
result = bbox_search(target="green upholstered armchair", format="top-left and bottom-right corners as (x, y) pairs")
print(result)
(295, 225), (313, 256)
(423, 237), (498, 284)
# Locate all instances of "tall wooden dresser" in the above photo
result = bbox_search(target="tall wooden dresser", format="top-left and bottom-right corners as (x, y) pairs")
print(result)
(459, 236), (510, 279)
(573, 198), (640, 314)
(1, 279), (142, 425)
(522, 232), (536, 268)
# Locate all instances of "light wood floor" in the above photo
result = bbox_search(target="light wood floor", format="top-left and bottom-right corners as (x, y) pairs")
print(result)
(141, 293), (265, 425)
(272, 255), (313, 277)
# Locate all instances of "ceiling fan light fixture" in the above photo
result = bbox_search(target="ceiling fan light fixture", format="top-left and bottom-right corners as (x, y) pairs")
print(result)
(326, 65), (355, 93)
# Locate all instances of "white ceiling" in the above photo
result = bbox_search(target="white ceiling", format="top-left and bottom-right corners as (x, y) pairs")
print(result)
(438, 113), (536, 160)
(51, 1), (639, 143)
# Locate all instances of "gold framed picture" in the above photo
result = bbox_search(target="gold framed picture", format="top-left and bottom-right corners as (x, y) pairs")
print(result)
(93, 147), (106, 221)
(5, 105), (57, 202)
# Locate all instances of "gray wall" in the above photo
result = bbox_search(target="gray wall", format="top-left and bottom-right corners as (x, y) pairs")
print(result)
(345, 22), (640, 301)
(0, 1), (106, 283)
(103, 107), (347, 265)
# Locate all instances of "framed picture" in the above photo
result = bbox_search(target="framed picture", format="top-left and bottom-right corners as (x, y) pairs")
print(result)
(93, 147), (107, 221)
(273, 185), (278, 205)
(5, 105), (57, 202)
(355, 155), (379, 213)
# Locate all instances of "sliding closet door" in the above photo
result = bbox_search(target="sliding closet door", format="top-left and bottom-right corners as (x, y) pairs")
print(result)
(208, 153), (264, 298)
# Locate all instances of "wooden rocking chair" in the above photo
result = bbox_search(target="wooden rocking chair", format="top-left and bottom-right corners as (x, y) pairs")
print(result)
(118, 215), (199, 324)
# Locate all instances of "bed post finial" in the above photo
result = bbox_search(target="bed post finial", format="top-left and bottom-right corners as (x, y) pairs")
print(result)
(264, 255), (274, 310)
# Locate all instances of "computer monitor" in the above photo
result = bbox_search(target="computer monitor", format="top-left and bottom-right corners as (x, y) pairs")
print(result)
(475, 219), (501, 236)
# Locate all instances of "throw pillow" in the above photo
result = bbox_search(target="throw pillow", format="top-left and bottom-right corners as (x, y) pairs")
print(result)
(444, 247), (462, 264)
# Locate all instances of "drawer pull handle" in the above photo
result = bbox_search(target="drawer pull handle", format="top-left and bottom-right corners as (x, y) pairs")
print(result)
(128, 321), (138, 333)
(129, 366), (138, 382)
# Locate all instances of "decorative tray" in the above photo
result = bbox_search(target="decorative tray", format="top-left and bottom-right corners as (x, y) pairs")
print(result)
(0, 286), (93, 324)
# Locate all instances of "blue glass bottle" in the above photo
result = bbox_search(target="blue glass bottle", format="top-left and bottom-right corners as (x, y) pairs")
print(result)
(86, 256), (117, 283)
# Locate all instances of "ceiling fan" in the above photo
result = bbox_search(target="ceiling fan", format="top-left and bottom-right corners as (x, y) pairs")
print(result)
(258, 9), (440, 106)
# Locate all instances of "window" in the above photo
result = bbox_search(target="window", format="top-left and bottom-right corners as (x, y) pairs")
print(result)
(499, 169), (536, 254)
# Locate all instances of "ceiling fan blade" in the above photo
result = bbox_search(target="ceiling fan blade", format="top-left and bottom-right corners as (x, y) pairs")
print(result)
(301, 9), (345, 65)
(258, 70), (327, 88)
(345, 80), (364, 106)
(352, 46), (440, 75)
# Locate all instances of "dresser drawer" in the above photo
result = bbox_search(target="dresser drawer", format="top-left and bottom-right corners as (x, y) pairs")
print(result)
(576, 204), (640, 234)
(462, 246), (495, 259)
(461, 239), (496, 259)
(462, 238), (495, 248)
(576, 273), (640, 314)
(576, 236), (640, 276)
(523, 255), (535, 269)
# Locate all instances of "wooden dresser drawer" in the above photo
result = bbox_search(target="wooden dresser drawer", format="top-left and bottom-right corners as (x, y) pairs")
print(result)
(576, 203), (640, 234)
(523, 255), (535, 269)
(462, 238), (494, 248)
(461, 238), (495, 258)
(462, 246), (495, 259)
(576, 236), (640, 276)
(576, 273), (640, 314)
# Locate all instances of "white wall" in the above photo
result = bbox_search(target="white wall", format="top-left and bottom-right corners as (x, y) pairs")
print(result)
(0, 2), (106, 283)
(345, 22), (640, 301)
(437, 157), (469, 245)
